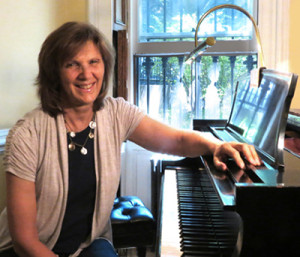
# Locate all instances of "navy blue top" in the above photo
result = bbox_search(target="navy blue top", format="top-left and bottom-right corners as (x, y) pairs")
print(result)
(53, 126), (96, 255)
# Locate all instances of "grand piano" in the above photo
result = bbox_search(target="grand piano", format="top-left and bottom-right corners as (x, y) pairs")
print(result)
(152, 69), (300, 257)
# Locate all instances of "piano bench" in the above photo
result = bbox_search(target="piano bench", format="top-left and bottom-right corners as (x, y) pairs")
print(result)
(111, 196), (156, 257)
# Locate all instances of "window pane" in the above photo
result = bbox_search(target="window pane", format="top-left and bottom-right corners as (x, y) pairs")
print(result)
(139, 0), (255, 42)
(135, 54), (257, 129)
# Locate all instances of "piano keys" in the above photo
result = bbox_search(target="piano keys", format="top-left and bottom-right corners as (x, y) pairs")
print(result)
(154, 69), (300, 257)
(160, 169), (182, 256)
(161, 167), (242, 257)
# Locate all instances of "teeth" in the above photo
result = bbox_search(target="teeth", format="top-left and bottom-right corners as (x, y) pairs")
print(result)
(77, 83), (94, 89)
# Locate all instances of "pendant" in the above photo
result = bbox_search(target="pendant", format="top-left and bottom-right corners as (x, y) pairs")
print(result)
(81, 147), (88, 155)
(89, 132), (94, 139)
(89, 121), (96, 129)
(69, 131), (76, 138)
(68, 143), (76, 151)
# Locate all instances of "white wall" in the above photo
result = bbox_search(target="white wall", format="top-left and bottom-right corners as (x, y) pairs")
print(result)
(0, 0), (88, 130)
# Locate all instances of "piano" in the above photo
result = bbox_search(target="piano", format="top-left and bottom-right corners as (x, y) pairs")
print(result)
(152, 69), (300, 257)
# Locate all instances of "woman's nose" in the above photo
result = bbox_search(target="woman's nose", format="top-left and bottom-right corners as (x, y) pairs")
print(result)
(78, 65), (92, 79)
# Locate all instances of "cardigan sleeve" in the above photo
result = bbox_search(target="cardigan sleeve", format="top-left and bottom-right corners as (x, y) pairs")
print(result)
(105, 97), (146, 142)
(3, 119), (38, 182)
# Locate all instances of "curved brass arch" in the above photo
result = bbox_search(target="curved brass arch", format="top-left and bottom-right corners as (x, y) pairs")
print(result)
(194, 4), (265, 67)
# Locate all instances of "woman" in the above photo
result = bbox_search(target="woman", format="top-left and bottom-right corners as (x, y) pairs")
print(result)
(0, 22), (260, 257)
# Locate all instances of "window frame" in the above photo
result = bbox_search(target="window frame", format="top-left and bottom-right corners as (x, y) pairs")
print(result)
(132, 0), (259, 56)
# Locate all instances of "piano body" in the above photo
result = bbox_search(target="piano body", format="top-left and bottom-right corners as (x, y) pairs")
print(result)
(153, 69), (300, 257)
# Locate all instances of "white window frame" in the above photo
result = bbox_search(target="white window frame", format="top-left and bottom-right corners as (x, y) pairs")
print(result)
(132, 1), (258, 55)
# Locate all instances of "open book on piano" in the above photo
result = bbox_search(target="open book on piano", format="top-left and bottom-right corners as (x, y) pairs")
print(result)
(154, 69), (300, 257)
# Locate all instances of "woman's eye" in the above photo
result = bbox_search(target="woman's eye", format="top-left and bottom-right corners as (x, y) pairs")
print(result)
(90, 59), (100, 65)
(65, 62), (79, 68)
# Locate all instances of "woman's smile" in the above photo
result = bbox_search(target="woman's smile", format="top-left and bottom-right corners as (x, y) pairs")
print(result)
(75, 82), (95, 89)
(74, 82), (96, 91)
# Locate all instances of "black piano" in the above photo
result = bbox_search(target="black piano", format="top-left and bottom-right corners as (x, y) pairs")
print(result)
(153, 69), (300, 257)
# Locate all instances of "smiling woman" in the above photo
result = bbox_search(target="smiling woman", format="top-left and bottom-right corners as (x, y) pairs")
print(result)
(60, 41), (105, 118)
(36, 22), (114, 118)
(0, 22), (121, 257)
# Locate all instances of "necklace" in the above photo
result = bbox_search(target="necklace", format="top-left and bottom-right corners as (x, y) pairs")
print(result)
(65, 114), (96, 155)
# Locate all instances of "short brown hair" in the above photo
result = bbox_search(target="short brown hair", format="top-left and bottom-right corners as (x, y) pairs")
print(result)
(36, 21), (115, 116)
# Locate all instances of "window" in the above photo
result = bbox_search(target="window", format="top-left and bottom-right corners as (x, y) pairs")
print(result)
(133, 0), (258, 129)
(139, 0), (255, 42)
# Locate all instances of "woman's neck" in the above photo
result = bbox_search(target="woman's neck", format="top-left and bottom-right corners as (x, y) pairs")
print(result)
(63, 106), (94, 133)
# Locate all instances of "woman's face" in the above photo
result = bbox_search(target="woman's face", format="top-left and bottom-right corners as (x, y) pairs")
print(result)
(60, 40), (105, 109)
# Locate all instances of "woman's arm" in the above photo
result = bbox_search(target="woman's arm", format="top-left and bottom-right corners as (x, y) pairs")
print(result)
(128, 116), (261, 170)
(6, 173), (57, 257)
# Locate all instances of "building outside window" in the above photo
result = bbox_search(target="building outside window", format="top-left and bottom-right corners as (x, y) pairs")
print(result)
(134, 0), (258, 129)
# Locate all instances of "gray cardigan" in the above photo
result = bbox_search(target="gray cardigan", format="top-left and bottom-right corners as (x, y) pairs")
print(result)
(0, 97), (145, 256)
